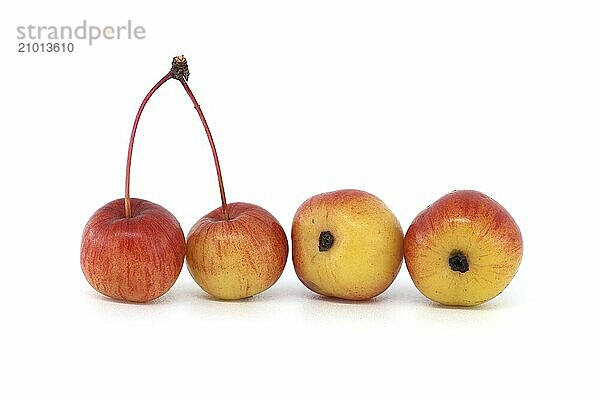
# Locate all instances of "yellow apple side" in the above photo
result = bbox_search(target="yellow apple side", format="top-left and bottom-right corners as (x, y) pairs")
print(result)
(293, 192), (404, 300)
(409, 222), (523, 306)
(186, 223), (280, 300)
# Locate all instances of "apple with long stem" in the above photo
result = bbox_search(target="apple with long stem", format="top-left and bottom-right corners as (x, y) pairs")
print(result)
(174, 58), (288, 300)
(80, 60), (186, 303)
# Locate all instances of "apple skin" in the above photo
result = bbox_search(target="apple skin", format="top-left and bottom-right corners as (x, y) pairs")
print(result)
(186, 202), (288, 300)
(292, 189), (404, 301)
(80, 198), (185, 303)
(404, 190), (523, 306)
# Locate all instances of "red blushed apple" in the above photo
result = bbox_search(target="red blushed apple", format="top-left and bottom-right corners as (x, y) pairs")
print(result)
(404, 190), (523, 306)
(80, 58), (187, 303)
(81, 198), (185, 303)
(186, 203), (288, 300)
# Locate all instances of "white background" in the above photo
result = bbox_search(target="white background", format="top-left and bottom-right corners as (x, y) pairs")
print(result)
(1, 1), (599, 398)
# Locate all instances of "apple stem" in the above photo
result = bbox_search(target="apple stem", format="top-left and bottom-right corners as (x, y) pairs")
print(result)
(177, 76), (230, 220)
(124, 71), (174, 218)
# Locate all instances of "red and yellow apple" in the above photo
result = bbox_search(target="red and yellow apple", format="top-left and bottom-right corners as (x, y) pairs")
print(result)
(292, 189), (404, 300)
(81, 198), (186, 302)
(186, 202), (288, 300)
(404, 190), (523, 306)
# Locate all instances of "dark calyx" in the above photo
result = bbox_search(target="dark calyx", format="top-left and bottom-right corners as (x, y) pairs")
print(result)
(449, 251), (469, 273)
(318, 231), (334, 252)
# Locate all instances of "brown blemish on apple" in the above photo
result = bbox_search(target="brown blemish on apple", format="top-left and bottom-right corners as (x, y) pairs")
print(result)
(449, 251), (469, 273)
(318, 231), (334, 252)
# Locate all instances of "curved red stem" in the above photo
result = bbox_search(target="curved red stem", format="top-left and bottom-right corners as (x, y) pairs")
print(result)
(124, 71), (173, 218)
(178, 79), (230, 220)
